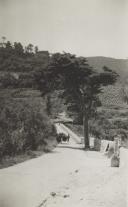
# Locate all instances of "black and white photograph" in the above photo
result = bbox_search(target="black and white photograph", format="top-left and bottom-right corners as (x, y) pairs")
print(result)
(0, 0), (128, 206)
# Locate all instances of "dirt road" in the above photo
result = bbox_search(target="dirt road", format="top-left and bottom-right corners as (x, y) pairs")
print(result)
(0, 123), (126, 207)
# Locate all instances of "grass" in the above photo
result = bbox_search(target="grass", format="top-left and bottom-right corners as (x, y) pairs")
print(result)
(0, 139), (58, 169)
(0, 150), (45, 169)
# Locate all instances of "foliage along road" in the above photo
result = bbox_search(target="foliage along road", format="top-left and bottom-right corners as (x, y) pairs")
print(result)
(0, 123), (126, 207)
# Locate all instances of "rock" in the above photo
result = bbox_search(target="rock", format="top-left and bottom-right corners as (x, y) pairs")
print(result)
(50, 192), (56, 197)
(111, 154), (120, 167)
(106, 145), (114, 158)
(63, 194), (70, 198)
(80, 198), (83, 200)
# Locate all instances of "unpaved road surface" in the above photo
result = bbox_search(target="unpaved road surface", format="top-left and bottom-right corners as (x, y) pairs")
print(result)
(0, 124), (126, 207)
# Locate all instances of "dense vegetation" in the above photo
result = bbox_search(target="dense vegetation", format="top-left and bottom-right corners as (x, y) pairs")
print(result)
(0, 38), (58, 163)
(0, 37), (128, 162)
(67, 113), (128, 147)
(0, 98), (57, 160)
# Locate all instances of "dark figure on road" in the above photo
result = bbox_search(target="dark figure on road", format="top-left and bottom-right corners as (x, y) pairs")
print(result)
(56, 133), (70, 143)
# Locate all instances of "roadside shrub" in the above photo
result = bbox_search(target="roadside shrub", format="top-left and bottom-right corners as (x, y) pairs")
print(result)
(89, 118), (115, 140)
(0, 98), (57, 159)
(93, 138), (101, 151)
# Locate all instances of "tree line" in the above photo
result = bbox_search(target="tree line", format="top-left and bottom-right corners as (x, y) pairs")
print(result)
(0, 36), (38, 55)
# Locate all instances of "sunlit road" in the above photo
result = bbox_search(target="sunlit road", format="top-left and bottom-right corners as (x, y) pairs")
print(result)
(0, 123), (126, 207)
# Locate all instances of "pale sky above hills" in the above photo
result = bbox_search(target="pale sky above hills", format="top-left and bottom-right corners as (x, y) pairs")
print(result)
(0, 0), (128, 58)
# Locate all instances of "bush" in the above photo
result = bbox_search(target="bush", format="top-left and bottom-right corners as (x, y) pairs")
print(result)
(89, 118), (115, 140)
(0, 98), (57, 159)
(89, 111), (128, 142)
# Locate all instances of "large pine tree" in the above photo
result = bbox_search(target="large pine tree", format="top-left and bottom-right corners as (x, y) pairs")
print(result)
(38, 53), (118, 149)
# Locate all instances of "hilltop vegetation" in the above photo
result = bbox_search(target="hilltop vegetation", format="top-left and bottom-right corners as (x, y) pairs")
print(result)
(0, 39), (58, 166)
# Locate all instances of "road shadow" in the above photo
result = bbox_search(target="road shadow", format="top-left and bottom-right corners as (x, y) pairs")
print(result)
(57, 145), (84, 151)
(57, 144), (97, 152)
(47, 150), (60, 154)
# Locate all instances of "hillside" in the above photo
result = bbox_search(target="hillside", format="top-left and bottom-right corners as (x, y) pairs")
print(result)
(87, 56), (128, 79)
(0, 47), (128, 108)
(86, 57), (128, 107)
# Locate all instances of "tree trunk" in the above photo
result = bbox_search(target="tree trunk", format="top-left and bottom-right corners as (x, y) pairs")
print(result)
(46, 95), (52, 116)
(83, 114), (90, 149)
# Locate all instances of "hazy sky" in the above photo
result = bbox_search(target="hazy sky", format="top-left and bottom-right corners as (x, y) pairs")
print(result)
(0, 0), (128, 58)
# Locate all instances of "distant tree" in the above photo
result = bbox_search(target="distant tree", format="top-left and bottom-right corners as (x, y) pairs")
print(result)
(38, 53), (118, 149)
(14, 42), (24, 56)
(5, 41), (12, 49)
(0, 40), (13, 61)
(5, 41), (13, 55)
(26, 44), (33, 53)
(34, 46), (38, 54)
(1, 36), (6, 47)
